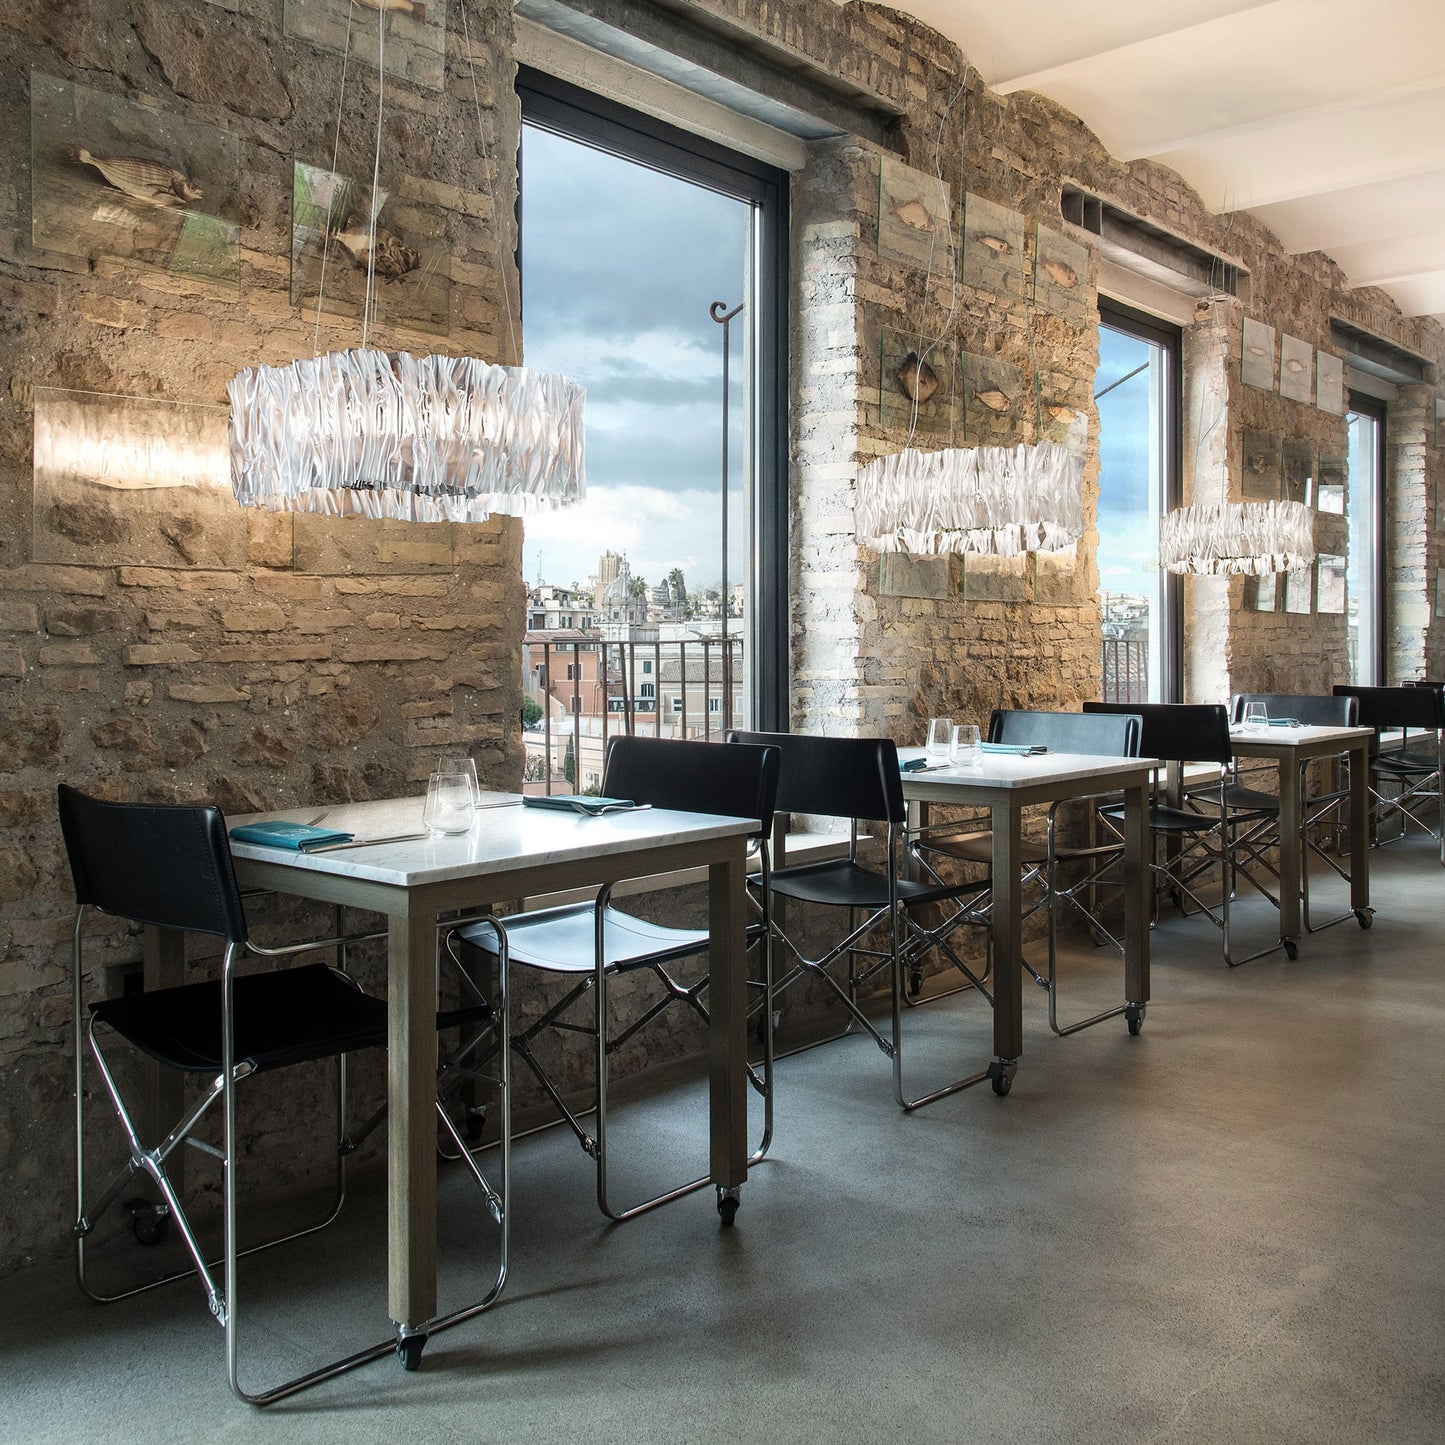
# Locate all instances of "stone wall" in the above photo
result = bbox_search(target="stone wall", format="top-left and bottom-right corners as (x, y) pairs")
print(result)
(2, 0), (1444, 1278)
(0, 0), (525, 1273)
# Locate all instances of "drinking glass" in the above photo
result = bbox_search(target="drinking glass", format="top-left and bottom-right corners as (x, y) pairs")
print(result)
(950, 723), (982, 767)
(1243, 701), (1268, 731)
(437, 753), (481, 804)
(423, 770), (476, 834)
(925, 717), (954, 763)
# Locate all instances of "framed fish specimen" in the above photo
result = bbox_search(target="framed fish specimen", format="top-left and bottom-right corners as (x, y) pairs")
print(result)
(879, 325), (954, 441)
(291, 160), (451, 336)
(1033, 224), (1091, 323)
(1436, 567), (1445, 620)
(31, 388), (245, 569)
(1316, 453), (1346, 514)
(31, 73), (241, 286)
(1436, 397), (1445, 449)
(963, 351), (1021, 440)
(285, 0), (448, 92)
(1241, 427), (1282, 501)
(1250, 574), (1277, 612)
(1316, 350), (1344, 415)
(1241, 318), (1276, 391)
(1279, 334), (1314, 404)
(877, 155), (951, 269)
(963, 194), (1026, 300)
(1283, 566), (1314, 615)
(1282, 437), (1315, 506)
(1315, 554), (1346, 615)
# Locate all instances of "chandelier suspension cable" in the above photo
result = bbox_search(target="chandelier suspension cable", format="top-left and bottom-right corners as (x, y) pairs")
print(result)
(311, 1), (355, 358)
(904, 67), (968, 451)
(459, 0), (520, 366)
(362, 4), (387, 347)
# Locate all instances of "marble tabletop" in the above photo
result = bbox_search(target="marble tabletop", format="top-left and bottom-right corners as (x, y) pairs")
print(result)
(228, 793), (757, 886)
(896, 745), (1158, 790)
(1228, 723), (1373, 748)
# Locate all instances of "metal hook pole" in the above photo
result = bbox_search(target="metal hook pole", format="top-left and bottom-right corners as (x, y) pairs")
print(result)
(710, 301), (744, 739)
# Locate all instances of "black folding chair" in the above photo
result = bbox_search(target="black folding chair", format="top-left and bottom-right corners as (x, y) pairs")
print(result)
(60, 786), (508, 1403)
(453, 735), (779, 1224)
(1083, 703), (1280, 966)
(1334, 684), (1445, 863)
(1228, 692), (1364, 932)
(728, 730), (993, 1110)
(910, 709), (1143, 1035)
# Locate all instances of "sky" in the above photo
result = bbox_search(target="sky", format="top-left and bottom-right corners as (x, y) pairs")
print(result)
(519, 124), (749, 595)
(1095, 324), (1160, 602)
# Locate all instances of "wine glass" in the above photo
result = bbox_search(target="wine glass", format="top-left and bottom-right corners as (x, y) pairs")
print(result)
(1243, 701), (1268, 731)
(437, 753), (481, 804)
(925, 717), (954, 764)
(423, 771), (477, 834)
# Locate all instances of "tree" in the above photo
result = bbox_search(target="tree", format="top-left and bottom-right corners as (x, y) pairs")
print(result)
(563, 737), (575, 786)
(666, 566), (687, 601)
(521, 697), (543, 727)
(627, 575), (648, 598)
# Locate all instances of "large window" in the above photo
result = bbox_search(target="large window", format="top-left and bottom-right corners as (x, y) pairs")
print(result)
(516, 71), (787, 790)
(1346, 393), (1385, 685)
(1095, 301), (1180, 703)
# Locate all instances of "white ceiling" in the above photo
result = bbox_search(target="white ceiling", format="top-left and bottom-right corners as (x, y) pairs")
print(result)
(864, 0), (1445, 329)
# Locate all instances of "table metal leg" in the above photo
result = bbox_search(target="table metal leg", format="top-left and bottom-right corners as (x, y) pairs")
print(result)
(1349, 741), (1372, 920)
(1123, 779), (1150, 1031)
(1278, 755), (1303, 944)
(709, 844), (748, 1222)
(989, 801), (1022, 1093)
(388, 907), (438, 1335)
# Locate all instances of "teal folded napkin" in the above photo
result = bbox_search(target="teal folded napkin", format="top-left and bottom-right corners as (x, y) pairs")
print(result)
(229, 821), (355, 851)
(981, 742), (1048, 755)
(522, 795), (642, 817)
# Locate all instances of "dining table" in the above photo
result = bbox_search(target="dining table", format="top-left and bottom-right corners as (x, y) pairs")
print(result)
(1226, 721), (1374, 952)
(212, 791), (757, 1366)
(898, 747), (1155, 1093)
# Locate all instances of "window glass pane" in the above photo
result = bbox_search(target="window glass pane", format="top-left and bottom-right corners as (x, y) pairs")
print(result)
(1346, 407), (1380, 684)
(518, 96), (775, 790)
(1096, 320), (1171, 702)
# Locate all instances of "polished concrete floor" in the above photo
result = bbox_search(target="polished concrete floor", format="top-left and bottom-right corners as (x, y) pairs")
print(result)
(4, 835), (1444, 1444)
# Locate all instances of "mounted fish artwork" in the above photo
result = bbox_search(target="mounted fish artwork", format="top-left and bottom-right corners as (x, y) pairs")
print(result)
(880, 326), (953, 440)
(1279, 333), (1314, 404)
(877, 154), (951, 268)
(1241, 318), (1277, 390)
(963, 194), (1026, 300)
(963, 350), (1022, 437)
(1241, 427), (1283, 500)
(31, 73), (241, 285)
(291, 159), (451, 335)
(1034, 224), (1092, 323)
(286, 0), (448, 91)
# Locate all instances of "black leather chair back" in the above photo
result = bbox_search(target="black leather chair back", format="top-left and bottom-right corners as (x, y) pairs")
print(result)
(1083, 701), (1231, 764)
(727, 731), (906, 826)
(1231, 693), (1358, 726)
(1333, 684), (1444, 731)
(989, 708), (1141, 757)
(602, 736), (779, 838)
(57, 785), (248, 944)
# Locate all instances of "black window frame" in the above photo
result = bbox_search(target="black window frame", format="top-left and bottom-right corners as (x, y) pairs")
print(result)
(1097, 297), (1183, 703)
(516, 67), (790, 733)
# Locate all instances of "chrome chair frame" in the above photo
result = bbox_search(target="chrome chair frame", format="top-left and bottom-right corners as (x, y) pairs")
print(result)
(62, 787), (508, 1403)
(729, 731), (993, 1111)
(454, 736), (778, 1223)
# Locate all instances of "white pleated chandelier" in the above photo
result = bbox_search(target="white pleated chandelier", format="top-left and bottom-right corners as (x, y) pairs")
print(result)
(228, 4), (584, 525)
(1157, 499), (1313, 576)
(856, 441), (1085, 556)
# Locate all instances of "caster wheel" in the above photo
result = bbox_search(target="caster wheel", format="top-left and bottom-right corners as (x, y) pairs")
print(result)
(1283, 939), (1299, 961)
(465, 1107), (487, 1142)
(908, 969), (923, 998)
(126, 1198), (170, 1246)
(991, 1071), (1012, 1097)
(1125, 1002), (1145, 1037)
(1355, 909), (1373, 930)
(716, 1188), (740, 1227)
(397, 1334), (427, 1372)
